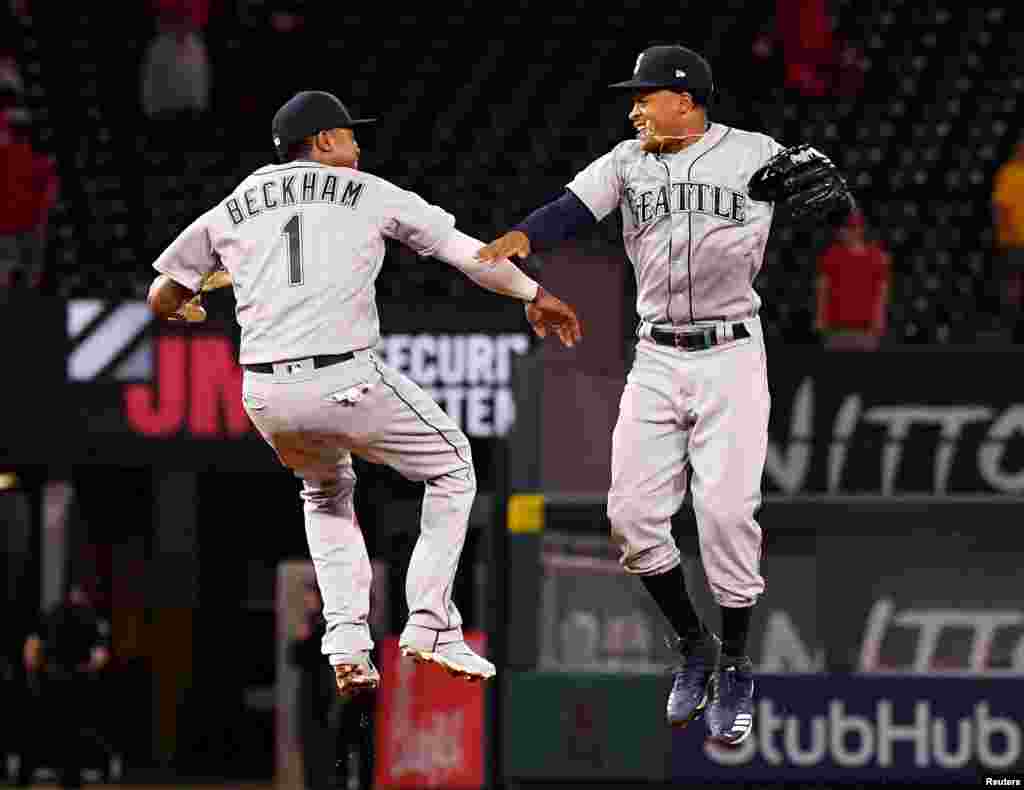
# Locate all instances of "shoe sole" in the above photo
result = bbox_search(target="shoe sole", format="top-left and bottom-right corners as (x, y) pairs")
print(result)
(708, 725), (753, 746)
(335, 664), (380, 696)
(400, 646), (495, 682)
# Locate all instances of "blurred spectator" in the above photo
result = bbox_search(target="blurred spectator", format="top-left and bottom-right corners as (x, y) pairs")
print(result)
(1, 107), (59, 289)
(815, 208), (891, 350)
(772, 0), (865, 98)
(232, 1), (316, 119)
(288, 580), (337, 790)
(18, 583), (111, 788)
(140, 7), (211, 123)
(0, 53), (24, 110)
(991, 134), (1024, 342)
(150, 0), (210, 31)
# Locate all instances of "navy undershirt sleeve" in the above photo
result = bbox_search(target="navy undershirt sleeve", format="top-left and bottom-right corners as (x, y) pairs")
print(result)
(512, 190), (598, 251)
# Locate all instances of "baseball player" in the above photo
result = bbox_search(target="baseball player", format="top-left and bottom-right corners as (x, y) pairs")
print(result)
(478, 45), (850, 743)
(145, 90), (583, 695)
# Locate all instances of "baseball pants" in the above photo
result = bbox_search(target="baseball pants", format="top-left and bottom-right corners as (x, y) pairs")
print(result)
(242, 349), (474, 661)
(606, 317), (769, 607)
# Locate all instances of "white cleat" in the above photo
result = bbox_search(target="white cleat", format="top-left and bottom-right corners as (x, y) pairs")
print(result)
(400, 641), (496, 682)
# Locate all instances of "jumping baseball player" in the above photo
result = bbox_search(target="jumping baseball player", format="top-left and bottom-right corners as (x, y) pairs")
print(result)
(478, 45), (851, 744)
(145, 90), (583, 696)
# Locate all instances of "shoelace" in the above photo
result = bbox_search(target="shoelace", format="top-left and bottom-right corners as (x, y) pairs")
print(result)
(715, 664), (752, 705)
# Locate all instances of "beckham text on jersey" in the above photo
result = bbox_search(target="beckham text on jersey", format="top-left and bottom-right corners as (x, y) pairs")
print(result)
(225, 171), (364, 226)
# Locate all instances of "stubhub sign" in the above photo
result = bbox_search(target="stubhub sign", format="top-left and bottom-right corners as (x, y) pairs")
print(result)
(672, 676), (1023, 784)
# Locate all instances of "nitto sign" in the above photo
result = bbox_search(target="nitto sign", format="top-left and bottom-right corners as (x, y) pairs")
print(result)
(766, 377), (1024, 495)
(859, 598), (1024, 675)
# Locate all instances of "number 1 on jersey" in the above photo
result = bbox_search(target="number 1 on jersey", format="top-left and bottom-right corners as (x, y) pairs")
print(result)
(283, 213), (303, 286)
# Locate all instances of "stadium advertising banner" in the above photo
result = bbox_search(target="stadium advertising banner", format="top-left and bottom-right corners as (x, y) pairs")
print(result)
(536, 531), (821, 675)
(374, 633), (488, 789)
(0, 296), (531, 469)
(533, 501), (1024, 677)
(763, 347), (1024, 495)
(4, 295), (1024, 492)
(671, 675), (1024, 784)
(503, 673), (1024, 784)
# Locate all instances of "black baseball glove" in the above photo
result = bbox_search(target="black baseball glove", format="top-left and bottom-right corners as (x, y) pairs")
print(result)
(748, 144), (855, 224)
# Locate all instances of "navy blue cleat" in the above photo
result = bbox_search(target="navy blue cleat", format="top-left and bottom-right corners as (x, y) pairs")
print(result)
(707, 654), (755, 745)
(666, 629), (720, 728)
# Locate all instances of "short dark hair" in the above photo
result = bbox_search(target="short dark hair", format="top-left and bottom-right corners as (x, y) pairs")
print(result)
(281, 135), (314, 163)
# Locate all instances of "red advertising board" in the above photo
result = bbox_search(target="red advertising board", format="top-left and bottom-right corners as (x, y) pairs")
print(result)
(374, 632), (487, 789)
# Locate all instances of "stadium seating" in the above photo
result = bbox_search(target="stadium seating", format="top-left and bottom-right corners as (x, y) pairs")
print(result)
(8, 2), (1021, 342)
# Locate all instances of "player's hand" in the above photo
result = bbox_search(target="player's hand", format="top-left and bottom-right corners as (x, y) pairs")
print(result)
(200, 268), (232, 292)
(475, 230), (531, 263)
(526, 286), (582, 348)
(168, 294), (207, 323)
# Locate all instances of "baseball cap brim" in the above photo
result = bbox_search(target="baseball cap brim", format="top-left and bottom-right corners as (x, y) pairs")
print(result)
(345, 118), (377, 126)
(608, 79), (687, 91)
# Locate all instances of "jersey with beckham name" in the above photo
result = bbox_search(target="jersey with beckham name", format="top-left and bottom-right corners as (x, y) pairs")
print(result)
(152, 161), (455, 364)
(567, 123), (784, 326)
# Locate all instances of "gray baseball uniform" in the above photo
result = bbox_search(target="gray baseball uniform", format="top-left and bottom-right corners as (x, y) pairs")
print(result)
(566, 124), (784, 607)
(153, 161), (484, 660)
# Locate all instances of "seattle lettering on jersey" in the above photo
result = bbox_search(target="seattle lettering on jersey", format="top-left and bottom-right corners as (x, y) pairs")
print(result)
(224, 170), (364, 226)
(625, 181), (747, 228)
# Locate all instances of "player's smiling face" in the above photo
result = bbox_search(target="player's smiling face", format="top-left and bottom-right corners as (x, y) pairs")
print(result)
(629, 89), (692, 152)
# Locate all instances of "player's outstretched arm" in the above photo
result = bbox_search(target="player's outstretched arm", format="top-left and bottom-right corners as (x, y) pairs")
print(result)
(434, 229), (582, 347)
(476, 190), (597, 264)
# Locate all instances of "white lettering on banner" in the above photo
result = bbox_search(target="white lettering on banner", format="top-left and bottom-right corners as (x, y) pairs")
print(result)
(409, 335), (436, 382)
(758, 610), (825, 673)
(978, 406), (1024, 491)
(378, 333), (530, 438)
(704, 698), (1022, 769)
(764, 378), (814, 493)
(827, 393), (862, 492)
(466, 387), (491, 436)
(385, 334), (412, 373)
(863, 406), (993, 494)
(764, 376), (1024, 494)
(859, 598), (1024, 675)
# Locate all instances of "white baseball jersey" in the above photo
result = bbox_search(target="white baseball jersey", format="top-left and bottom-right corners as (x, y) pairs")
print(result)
(566, 123), (784, 325)
(152, 161), (455, 364)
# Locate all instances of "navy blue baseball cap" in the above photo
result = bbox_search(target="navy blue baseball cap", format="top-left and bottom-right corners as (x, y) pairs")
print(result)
(609, 45), (715, 105)
(272, 91), (376, 157)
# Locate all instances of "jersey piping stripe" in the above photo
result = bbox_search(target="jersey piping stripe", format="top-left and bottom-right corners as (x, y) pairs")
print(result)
(371, 360), (469, 634)
(370, 357), (473, 473)
(685, 126), (733, 323)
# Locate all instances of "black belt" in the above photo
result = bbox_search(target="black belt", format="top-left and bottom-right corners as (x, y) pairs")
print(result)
(650, 322), (750, 351)
(244, 351), (355, 374)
